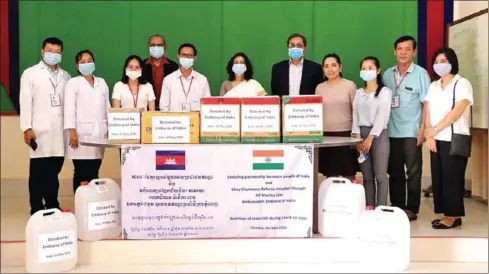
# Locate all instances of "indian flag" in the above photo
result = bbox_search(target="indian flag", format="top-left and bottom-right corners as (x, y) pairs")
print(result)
(252, 150), (284, 170)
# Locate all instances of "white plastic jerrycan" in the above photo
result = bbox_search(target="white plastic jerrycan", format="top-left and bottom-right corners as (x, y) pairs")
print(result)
(357, 206), (410, 272)
(75, 178), (121, 241)
(319, 177), (366, 238)
(25, 208), (78, 273)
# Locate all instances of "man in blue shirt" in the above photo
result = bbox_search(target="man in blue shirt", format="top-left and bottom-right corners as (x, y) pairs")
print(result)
(383, 36), (431, 222)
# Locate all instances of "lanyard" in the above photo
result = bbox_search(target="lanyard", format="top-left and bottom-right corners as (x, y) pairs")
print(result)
(130, 84), (140, 108)
(393, 72), (408, 94)
(179, 76), (194, 101)
(48, 73), (60, 93)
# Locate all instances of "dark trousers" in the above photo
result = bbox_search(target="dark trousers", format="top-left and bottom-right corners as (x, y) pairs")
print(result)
(29, 157), (64, 215)
(72, 159), (102, 194)
(431, 140), (467, 217)
(388, 137), (422, 213)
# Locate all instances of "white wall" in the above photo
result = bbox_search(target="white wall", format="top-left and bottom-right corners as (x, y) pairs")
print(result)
(454, 1), (488, 20)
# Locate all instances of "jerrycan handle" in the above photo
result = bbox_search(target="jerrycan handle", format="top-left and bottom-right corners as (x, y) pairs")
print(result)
(375, 205), (402, 213)
(89, 178), (116, 187)
(331, 177), (353, 184)
(38, 208), (61, 217)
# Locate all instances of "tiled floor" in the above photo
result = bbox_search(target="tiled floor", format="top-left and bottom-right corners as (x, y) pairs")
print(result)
(1, 262), (488, 273)
(1, 195), (487, 241)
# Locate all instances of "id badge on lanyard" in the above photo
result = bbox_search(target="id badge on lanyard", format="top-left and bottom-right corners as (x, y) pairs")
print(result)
(49, 74), (61, 107)
(392, 72), (407, 109)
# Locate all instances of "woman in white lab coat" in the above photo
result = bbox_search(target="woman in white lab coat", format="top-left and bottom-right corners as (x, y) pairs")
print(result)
(112, 55), (156, 110)
(64, 49), (111, 194)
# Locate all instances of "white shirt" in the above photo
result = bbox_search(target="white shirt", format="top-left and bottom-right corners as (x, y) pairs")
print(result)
(352, 87), (392, 137)
(424, 75), (473, 142)
(20, 61), (71, 158)
(111, 81), (156, 110)
(223, 79), (265, 97)
(64, 76), (110, 159)
(159, 69), (211, 112)
(289, 59), (303, 96)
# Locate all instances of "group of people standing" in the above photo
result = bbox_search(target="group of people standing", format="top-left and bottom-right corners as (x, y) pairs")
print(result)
(20, 32), (473, 231)
(315, 35), (473, 230)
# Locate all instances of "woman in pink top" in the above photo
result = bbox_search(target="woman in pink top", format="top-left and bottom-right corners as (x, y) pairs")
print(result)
(315, 53), (358, 180)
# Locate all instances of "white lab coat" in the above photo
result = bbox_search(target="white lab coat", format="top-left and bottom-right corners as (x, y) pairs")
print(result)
(20, 61), (71, 158)
(64, 76), (111, 159)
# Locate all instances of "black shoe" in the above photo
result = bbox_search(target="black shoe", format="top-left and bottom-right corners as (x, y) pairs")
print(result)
(431, 218), (441, 225)
(432, 218), (462, 229)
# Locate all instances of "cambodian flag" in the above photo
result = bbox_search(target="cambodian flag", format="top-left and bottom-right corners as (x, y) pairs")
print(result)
(155, 150), (186, 170)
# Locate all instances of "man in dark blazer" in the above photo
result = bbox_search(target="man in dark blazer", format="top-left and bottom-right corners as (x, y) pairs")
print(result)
(142, 34), (179, 110)
(271, 33), (323, 97)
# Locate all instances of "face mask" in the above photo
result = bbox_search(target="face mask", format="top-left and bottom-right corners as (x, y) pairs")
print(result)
(288, 47), (304, 60)
(179, 57), (194, 69)
(43, 52), (62, 66)
(78, 62), (95, 76)
(149, 46), (164, 59)
(433, 63), (452, 77)
(232, 64), (247, 76)
(360, 70), (377, 82)
(126, 69), (142, 80)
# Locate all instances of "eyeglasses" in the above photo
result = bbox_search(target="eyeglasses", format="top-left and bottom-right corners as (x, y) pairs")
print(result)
(179, 54), (194, 58)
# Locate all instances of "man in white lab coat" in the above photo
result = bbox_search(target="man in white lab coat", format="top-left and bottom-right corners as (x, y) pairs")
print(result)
(20, 37), (71, 215)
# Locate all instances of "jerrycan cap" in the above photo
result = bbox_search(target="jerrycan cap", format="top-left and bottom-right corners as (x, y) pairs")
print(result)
(80, 181), (89, 186)
(366, 206), (375, 210)
(62, 208), (71, 213)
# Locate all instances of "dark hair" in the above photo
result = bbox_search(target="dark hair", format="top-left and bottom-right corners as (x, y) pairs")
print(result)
(287, 33), (307, 47)
(178, 43), (198, 56)
(74, 49), (95, 75)
(322, 53), (343, 81)
(42, 37), (63, 51)
(431, 47), (459, 78)
(394, 35), (417, 50)
(226, 52), (254, 81)
(360, 56), (384, 98)
(120, 55), (148, 84)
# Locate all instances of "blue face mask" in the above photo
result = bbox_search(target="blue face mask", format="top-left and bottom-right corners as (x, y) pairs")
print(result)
(78, 62), (95, 76)
(179, 57), (194, 69)
(360, 70), (377, 82)
(232, 64), (247, 76)
(288, 47), (304, 60)
(149, 46), (164, 59)
(43, 52), (62, 66)
(433, 63), (452, 77)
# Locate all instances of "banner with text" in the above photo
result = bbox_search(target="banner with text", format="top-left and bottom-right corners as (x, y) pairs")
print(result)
(121, 144), (314, 239)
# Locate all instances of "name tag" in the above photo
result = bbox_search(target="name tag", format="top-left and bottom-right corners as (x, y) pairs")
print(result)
(50, 94), (61, 107)
(405, 86), (413, 91)
(391, 95), (400, 108)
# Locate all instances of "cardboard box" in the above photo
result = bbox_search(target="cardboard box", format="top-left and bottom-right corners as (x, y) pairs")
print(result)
(141, 111), (200, 144)
(200, 97), (241, 143)
(240, 96), (281, 143)
(107, 108), (143, 144)
(282, 95), (323, 143)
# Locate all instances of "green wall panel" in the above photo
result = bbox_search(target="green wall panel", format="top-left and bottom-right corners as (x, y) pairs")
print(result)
(312, 1), (418, 86)
(18, 0), (418, 96)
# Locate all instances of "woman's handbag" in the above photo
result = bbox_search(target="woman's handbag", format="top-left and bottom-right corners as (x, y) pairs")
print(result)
(449, 80), (472, 157)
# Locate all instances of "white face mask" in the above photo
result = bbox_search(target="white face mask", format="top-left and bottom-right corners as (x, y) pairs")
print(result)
(126, 69), (141, 80)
